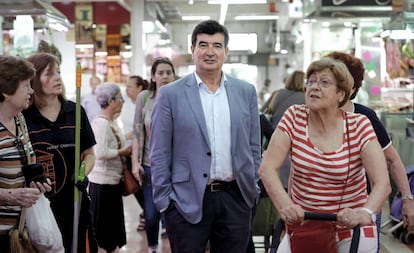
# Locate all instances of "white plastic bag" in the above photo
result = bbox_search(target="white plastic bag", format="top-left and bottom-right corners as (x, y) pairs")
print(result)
(276, 234), (292, 253)
(26, 194), (64, 253)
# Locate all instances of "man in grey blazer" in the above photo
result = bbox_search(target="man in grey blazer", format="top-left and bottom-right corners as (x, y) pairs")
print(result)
(150, 20), (261, 253)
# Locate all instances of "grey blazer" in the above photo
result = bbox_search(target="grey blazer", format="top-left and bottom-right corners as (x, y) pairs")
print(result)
(150, 73), (261, 224)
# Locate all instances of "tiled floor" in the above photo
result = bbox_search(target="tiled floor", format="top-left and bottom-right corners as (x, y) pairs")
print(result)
(120, 195), (171, 253)
(119, 195), (414, 253)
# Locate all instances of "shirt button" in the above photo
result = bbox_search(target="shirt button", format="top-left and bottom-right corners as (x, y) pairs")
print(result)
(203, 173), (208, 178)
(207, 152), (211, 156)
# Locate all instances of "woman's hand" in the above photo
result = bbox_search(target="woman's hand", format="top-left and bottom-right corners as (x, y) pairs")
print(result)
(132, 162), (141, 183)
(337, 208), (373, 228)
(30, 178), (52, 193)
(9, 188), (42, 208)
(280, 204), (305, 225)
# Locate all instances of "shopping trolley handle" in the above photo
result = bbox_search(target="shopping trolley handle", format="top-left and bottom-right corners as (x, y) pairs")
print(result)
(304, 212), (337, 221)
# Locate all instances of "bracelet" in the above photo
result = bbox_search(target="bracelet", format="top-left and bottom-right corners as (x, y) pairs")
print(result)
(402, 194), (414, 201)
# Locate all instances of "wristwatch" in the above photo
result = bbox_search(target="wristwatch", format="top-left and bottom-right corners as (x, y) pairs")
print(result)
(360, 207), (376, 224)
(402, 194), (414, 201)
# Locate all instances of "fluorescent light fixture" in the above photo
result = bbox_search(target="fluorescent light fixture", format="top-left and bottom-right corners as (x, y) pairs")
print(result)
(143, 21), (154, 33)
(208, 0), (266, 4)
(155, 20), (167, 33)
(48, 23), (68, 32)
(343, 22), (353, 27)
(235, 15), (279, 20)
(120, 51), (132, 58)
(274, 42), (280, 52)
(95, 51), (107, 57)
(368, 70), (376, 79)
(182, 16), (211, 21)
(219, 3), (228, 25)
(381, 29), (414, 39)
(75, 44), (94, 49)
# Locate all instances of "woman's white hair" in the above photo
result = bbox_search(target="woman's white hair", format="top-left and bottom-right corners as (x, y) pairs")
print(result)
(95, 82), (120, 108)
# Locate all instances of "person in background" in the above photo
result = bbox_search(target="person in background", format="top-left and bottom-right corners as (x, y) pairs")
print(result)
(131, 58), (176, 253)
(120, 75), (148, 232)
(260, 70), (306, 128)
(23, 52), (96, 252)
(326, 51), (414, 251)
(258, 78), (271, 105)
(262, 70), (306, 190)
(246, 113), (275, 253)
(259, 57), (390, 252)
(82, 76), (102, 123)
(89, 83), (131, 253)
(0, 55), (52, 252)
(150, 20), (261, 253)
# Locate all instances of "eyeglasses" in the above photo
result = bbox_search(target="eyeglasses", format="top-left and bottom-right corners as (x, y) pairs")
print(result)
(305, 78), (335, 89)
(112, 96), (124, 102)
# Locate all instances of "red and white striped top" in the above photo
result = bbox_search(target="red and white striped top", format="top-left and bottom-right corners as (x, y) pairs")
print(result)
(278, 105), (377, 213)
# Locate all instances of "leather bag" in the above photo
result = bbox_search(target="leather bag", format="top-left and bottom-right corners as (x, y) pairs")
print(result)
(122, 167), (139, 196)
(288, 220), (338, 253)
(9, 208), (36, 253)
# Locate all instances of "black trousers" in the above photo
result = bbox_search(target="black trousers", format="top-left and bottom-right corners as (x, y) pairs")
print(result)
(164, 185), (251, 253)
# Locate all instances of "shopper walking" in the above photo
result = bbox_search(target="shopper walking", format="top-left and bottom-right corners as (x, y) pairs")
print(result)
(150, 20), (261, 253)
(88, 83), (130, 253)
(0, 55), (51, 252)
(131, 58), (176, 253)
(121, 75), (148, 232)
(327, 51), (414, 251)
(263, 70), (306, 189)
(82, 76), (102, 123)
(23, 52), (96, 252)
(259, 57), (390, 253)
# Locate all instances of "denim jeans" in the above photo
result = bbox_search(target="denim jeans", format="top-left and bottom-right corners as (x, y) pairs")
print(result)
(142, 165), (161, 247)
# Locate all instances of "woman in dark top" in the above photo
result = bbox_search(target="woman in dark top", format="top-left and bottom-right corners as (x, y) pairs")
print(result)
(23, 53), (96, 252)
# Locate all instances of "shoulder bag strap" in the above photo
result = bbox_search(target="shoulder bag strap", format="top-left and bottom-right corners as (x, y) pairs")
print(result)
(18, 208), (27, 233)
(104, 117), (127, 170)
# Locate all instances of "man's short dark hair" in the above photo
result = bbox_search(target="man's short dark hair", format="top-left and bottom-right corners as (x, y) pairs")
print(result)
(191, 20), (230, 47)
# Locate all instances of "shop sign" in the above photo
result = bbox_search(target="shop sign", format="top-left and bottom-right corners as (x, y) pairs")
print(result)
(75, 3), (94, 44)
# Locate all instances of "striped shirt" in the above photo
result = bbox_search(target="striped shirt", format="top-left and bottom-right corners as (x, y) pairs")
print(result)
(278, 105), (376, 213)
(0, 114), (35, 234)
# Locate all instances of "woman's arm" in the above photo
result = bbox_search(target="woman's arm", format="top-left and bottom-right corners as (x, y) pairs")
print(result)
(81, 146), (95, 175)
(362, 139), (391, 213)
(259, 129), (303, 223)
(338, 139), (391, 228)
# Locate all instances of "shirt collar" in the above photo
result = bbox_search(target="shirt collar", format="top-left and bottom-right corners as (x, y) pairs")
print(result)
(193, 71), (228, 87)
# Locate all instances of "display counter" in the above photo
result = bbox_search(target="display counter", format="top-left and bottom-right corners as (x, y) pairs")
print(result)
(381, 112), (414, 167)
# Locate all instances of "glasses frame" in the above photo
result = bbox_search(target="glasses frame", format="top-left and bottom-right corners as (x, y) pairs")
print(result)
(304, 78), (336, 89)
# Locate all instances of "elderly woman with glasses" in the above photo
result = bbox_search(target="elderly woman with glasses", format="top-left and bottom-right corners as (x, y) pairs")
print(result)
(88, 83), (131, 253)
(259, 57), (391, 253)
(0, 55), (52, 251)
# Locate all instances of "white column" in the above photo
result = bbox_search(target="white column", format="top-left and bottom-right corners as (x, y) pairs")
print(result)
(130, 0), (145, 77)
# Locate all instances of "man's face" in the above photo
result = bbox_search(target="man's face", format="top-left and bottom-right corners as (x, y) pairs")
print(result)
(191, 33), (228, 73)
